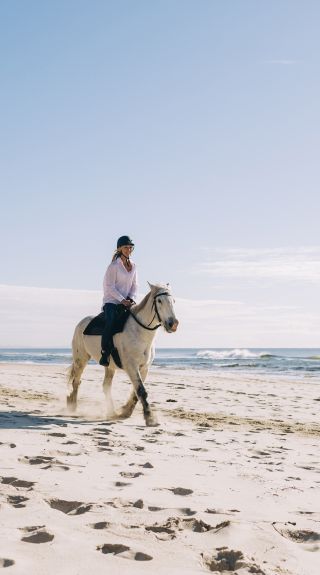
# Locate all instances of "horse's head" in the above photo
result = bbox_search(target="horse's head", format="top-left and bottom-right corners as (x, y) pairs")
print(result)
(148, 283), (179, 333)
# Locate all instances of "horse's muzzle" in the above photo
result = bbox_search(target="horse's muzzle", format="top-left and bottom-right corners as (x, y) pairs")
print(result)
(165, 318), (179, 333)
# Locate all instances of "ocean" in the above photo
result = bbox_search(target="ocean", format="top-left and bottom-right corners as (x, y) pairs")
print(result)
(0, 348), (319, 377)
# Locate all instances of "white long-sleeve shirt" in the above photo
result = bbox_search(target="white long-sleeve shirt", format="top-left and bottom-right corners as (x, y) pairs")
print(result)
(102, 258), (138, 305)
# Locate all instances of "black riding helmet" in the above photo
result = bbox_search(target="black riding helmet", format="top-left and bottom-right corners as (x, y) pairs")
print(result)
(117, 235), (134, 248)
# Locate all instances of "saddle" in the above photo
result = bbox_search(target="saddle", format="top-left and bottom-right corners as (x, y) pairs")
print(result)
(83, 306), (130, 336)
(83, 306), (131, 369)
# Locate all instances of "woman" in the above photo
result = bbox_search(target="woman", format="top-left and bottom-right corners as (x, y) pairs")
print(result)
(100, 235), (138, 366)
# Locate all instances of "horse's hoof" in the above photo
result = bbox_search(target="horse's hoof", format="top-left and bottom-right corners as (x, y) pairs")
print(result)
(145, 416), (159, 427)
(66, 399), (77, 413)
(108, 411), (127, 421)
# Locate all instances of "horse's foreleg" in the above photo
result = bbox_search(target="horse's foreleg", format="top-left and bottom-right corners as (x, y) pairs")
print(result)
(126, 366), (158, 426)
(117, 365), (149, 420)
(102, 367), (116, 418)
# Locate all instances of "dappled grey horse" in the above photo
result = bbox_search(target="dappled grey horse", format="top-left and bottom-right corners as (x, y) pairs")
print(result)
(67, 283), (179, 426)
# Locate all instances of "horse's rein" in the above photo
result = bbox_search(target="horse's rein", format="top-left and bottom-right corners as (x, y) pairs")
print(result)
(129, 292), (171, 331)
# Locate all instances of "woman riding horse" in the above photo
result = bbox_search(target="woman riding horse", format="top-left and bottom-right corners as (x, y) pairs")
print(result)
(100, 235), (137, 366)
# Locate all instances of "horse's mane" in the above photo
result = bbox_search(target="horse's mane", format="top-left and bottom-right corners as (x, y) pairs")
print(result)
(133, 283), (169, 313)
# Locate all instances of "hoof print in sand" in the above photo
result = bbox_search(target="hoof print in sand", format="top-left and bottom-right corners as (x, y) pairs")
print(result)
(21, 526), (54, 544)
(48, 499), (92, 515)
(98, 544), (152, 561)
(0, 559), (15, 568)
(273, 522), (320, 543)
(202, 548), (265, 574)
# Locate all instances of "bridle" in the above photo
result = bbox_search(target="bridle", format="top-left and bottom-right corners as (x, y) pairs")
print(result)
(129, 291), (171, 331)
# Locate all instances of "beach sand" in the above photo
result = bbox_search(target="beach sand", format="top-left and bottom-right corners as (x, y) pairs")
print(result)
(0, 363), (319, 574)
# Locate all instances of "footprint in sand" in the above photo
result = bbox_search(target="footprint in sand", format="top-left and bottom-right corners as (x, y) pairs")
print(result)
(47, 499), (92, 515)
(0, 558), (15, 568)
(91, 521), (111, 530)
(20, 526), (54, 544)
(113, 498), (144, 509)
(21, 456), (69, 471)
(148, 505), (163, 512)
(146, 517), (229, 540)
(202, 548), (265, 574)
(206, 508), (240, 516)
(178, 507), (197, 516)
(120, 471), (144, 479)
(7, 495), (29, 509)
(169, 487), (193, 496)
(272, 522), (320, 543)
(0, 477), (35, 489)
(97, 543), (152, 561)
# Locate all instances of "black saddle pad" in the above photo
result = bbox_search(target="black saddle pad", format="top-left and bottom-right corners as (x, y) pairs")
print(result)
(83, 306), (130, 336)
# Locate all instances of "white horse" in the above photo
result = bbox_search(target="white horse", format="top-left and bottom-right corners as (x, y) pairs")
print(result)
(67, 283), (179, 426)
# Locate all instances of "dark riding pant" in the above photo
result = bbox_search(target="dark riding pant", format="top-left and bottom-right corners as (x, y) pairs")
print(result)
(101, 303), (118, 354)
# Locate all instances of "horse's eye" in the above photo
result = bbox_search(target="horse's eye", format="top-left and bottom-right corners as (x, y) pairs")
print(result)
(157, 299), (162, 304)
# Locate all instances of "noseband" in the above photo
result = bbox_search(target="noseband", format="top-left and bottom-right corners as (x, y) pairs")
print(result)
(129, 291), (171, 331)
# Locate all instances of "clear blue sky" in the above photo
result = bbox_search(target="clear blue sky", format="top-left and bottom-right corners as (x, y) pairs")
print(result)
(1, 1), (319, 346)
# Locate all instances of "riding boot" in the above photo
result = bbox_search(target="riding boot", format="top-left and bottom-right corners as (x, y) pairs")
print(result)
(100, 303), (117, 366)
(99, 350), (110, 366)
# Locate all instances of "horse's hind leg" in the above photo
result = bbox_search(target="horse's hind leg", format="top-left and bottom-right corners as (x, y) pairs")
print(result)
(67, 331), (90, 412)
(67, 359), (87, 411)
(117, 389), (138, 420)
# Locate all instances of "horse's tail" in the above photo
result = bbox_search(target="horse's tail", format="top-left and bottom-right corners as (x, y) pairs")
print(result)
(67, 318), (91, 410)
(70, 318), (91, 368)
(67, 362), (79, 387)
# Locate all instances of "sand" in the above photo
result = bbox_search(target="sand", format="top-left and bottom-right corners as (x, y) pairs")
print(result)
(0, 363), (319, 574)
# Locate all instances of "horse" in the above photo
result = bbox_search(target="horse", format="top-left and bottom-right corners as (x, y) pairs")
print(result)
(67, 283), (179, 426)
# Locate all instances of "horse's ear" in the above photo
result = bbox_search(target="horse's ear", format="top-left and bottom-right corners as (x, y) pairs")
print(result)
(147, 281), (153, 290)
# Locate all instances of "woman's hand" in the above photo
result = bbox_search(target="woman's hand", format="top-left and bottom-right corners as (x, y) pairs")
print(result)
(121, 299), (133, 307)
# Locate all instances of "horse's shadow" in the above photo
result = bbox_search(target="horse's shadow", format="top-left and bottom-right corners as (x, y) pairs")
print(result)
(0, 410), (96, 430)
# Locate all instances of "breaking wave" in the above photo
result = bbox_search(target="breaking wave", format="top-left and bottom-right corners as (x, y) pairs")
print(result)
(196, 349), (273, 360)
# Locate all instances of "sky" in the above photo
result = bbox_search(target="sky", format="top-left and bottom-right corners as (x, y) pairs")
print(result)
(1, 0), (320, 348)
